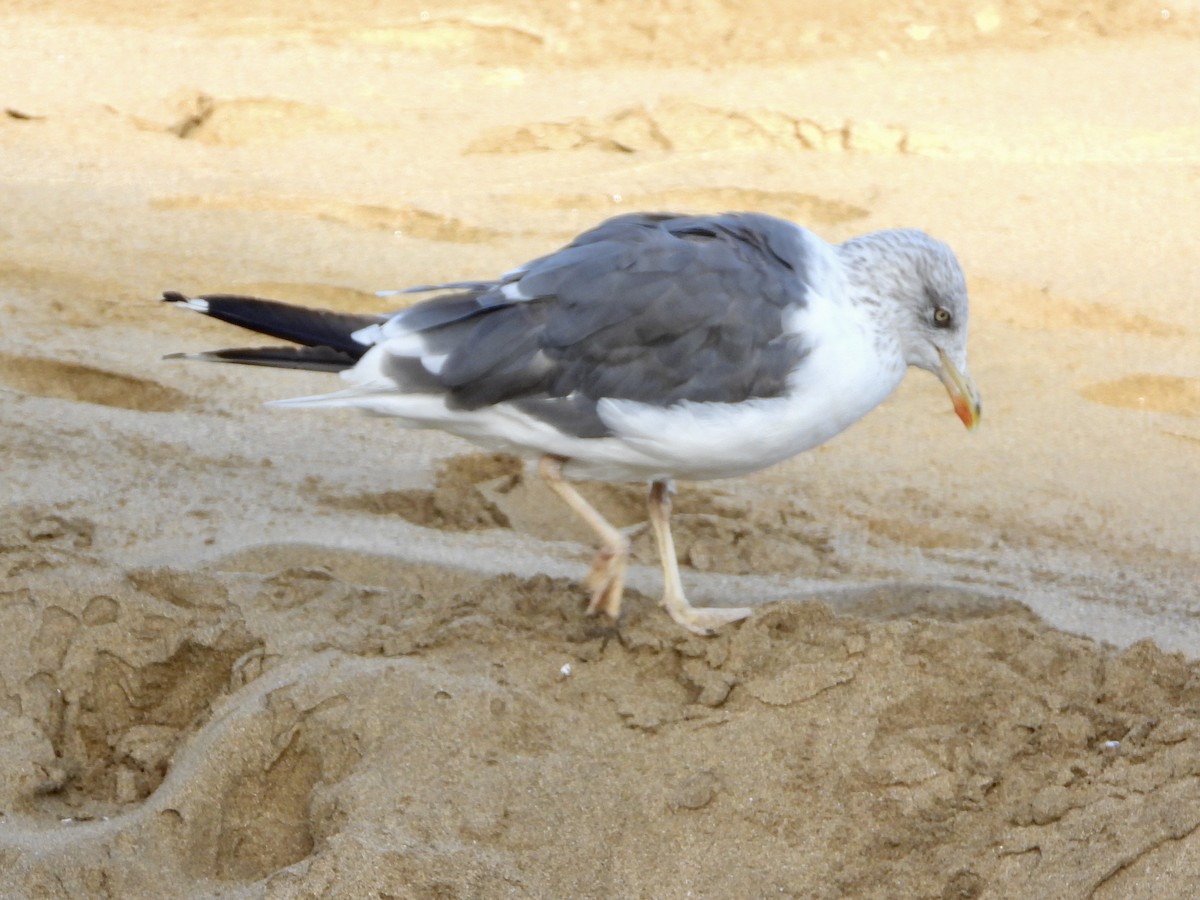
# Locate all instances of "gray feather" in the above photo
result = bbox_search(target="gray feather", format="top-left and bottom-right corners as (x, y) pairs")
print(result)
(382, 212), (813, 437)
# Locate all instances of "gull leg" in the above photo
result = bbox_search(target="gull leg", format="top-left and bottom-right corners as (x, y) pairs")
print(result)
(539, 455), (629, 620)
(647, 480), (753, 636)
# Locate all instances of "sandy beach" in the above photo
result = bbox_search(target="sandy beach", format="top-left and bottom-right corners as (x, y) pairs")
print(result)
(2, 1), (1199, 896)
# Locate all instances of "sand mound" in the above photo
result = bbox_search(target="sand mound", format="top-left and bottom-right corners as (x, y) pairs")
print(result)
(1, 539), (1197, 896)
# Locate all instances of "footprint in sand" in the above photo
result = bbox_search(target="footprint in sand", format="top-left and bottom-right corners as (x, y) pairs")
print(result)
(312, 452), (522, 532)
(340, 18), (545, 59)
(974, 278), (1183, 337)
(0, 557), (338, 881)
(1079, 374), (1200, 417)
(0, 354), (189, 413)
(508, 186), (869, 227)
(116, 91), (363, 145)
(0, 569), (260, 812)
(466, 98), (919, 155)
(152, 193), (507, 243)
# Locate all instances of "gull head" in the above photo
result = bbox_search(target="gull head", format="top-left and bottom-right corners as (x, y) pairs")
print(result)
(842, 229), (981, 429)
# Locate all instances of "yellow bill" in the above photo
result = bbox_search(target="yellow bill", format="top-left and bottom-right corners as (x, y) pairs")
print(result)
(937, 348), (981, 430)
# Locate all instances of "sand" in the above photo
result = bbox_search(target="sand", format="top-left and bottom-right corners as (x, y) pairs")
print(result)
(2, 1), (1199, 896)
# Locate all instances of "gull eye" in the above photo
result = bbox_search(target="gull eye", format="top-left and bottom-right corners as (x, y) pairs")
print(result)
(933, 307), (953, 328)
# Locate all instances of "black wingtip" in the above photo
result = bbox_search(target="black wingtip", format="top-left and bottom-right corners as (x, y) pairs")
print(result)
(157, 292), (381, 356)
(162, 345), (359, 372)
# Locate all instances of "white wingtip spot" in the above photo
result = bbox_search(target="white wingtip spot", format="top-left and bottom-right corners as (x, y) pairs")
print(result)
(172, 296), (209, 313)
(351, 323), (383, 345)
(421, 353), (448, 375)
(500, 281), (529, 301)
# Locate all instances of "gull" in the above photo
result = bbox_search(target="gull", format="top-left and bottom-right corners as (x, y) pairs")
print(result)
(163, 212), (981, 634)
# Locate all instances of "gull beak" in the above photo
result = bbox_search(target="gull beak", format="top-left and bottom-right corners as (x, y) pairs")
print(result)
(937, 348), (981, 430)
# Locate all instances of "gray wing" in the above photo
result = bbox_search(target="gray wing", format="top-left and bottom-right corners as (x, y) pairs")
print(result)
(379, 212), (815, 438)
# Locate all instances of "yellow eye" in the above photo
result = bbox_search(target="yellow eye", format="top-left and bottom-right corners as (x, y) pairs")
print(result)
(933, 307), (952, 327)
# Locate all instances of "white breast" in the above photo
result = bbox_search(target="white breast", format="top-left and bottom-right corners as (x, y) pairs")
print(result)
(581, 288), (906, 482)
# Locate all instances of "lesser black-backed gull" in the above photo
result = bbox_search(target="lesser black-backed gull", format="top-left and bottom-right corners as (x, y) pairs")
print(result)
(163, 211), (981, 634)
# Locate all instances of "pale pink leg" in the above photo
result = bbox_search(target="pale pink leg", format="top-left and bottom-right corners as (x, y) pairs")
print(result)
(647, 480), (752, 635)
(539, 455), (629, 620)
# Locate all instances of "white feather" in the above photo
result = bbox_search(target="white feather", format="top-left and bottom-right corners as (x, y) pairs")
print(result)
(421, 353), (448, 375)
(350, 323), (383, 345)
(177, 296), (210, 313)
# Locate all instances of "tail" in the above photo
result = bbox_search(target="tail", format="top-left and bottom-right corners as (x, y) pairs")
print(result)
(161, 291), (386, 372)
